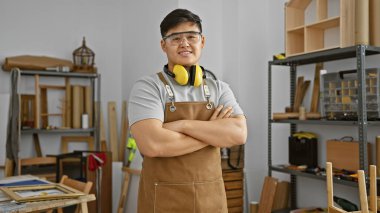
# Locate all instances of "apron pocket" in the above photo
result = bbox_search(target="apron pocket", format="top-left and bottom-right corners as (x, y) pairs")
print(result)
(195, 179), (227, 213)
(154, 182), (195, 213)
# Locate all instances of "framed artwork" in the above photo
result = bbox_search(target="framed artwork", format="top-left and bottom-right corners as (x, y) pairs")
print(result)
(0, 183), (84, 202)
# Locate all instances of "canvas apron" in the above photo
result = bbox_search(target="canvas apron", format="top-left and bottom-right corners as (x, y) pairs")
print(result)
(137, 73), (228, 213)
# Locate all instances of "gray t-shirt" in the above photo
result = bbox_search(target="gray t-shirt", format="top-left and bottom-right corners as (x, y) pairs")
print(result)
(128, 71), (244, 126)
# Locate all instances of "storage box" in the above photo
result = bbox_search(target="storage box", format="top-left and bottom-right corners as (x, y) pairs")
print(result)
(289, 134), (318, 167)
(326, 139), (372, 171)
(321, 68), (380, 120)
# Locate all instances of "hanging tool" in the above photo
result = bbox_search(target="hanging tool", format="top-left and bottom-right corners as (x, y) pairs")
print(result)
(126, 136), (137, 167)
(88, 153), (106, 213)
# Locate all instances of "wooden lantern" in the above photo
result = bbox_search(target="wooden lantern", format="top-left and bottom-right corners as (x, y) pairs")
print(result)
(73, 37), (96, 73)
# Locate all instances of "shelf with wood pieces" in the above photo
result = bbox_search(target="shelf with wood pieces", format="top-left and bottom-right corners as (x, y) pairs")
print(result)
(268, 44), (380, 209)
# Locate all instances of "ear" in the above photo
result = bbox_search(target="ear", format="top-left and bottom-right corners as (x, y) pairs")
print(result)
(201, 35), (205, 49)
(160, 39), (167, 53)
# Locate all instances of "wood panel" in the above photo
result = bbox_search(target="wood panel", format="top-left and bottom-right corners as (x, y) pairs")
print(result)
(108, 102), (119, 161)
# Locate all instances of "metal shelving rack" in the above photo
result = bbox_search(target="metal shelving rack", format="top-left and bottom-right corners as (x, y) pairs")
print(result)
(268, 45), (380, 209)
(14, 70), (101, 150)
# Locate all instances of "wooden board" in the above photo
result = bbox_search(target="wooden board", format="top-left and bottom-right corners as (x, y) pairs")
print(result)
(84, 86), (93, 128)
(293, 76), (304, 112)
(355, 0), (369, 45)
(340, 0), (355, 47)
(272, 181), (290, 211)
(310, 63), (323, 113)
(72, 85), (82, 129)
(65, 78), (71, 128)
(61, 136), (94, 153)
(117, 169), (130, 213)
(119, 101), (128, 162)
(258, 176), (278, 213)
(370, 0), (380, 46)
(40, 87), (48, 128)
(34, 74), (40, 128)
(108, 102), (119, 161)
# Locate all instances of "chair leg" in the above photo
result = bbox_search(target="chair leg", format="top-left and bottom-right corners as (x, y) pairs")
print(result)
(80, 202), (88, 213)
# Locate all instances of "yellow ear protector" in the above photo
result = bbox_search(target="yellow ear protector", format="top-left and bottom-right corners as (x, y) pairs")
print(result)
(164, 64), (204, 87)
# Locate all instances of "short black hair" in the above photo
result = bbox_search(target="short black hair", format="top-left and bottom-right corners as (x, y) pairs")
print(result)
(160, 9), (202, 37)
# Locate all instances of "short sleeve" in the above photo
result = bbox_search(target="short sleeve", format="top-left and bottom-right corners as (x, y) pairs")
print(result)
(128, 76), (164, 126)
(218, 81), (244, 116)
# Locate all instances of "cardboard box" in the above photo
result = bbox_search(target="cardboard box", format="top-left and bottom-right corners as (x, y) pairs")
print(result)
(326, 139), (372, 171)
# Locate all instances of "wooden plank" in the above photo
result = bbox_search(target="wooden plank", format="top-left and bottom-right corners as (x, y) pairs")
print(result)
(326, 162), (334, 207)
(119, 101), (128, 162)
(224, 180), (243, 191)
(225, 189), (243, 199)
(258, 176), (278, 213)
(33, 133), (42, 157)
(358, 170), (369, 212)
(72, 85), (82, 129)
(228, 206), (243, 213)
(355, 0), (369, 45)
(84, 86), (93, 128)
(299, 80), (310, 108)
(370, 0), (380, 46)
(122, 166), (141, 175)
(340, 0), (355, 47)
(108, 102), (119, 161)
(4, 158), (14, 177)
(370, 165), (377, 212)
(316, 0), (327, 21)
(222, 170), (243, 181)
(40, 88), (48, 128)
(293, 76), (304, 112)
(65, 78), (71, 128)
(95, 102), (107, 151)
(227, 197), (243, 208)
(117, 170), (130, 213)
(34, 74), (40, 128)
(377, 136), (380, 176)
(272, 181), (290, 211)
(310, 63), (323, 113)
(39, 85), (66, 90)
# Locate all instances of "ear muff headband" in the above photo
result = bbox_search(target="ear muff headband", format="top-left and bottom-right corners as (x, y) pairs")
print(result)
(165, 64), (203, 87)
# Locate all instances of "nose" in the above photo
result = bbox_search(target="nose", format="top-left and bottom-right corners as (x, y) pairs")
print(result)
(179, 37), (190, 46)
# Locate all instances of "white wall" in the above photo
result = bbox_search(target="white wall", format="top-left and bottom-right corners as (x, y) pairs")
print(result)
(1, 0), (377, 212)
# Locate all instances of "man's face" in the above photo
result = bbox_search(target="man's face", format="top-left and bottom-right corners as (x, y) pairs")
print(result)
(161, 22), (205, 71)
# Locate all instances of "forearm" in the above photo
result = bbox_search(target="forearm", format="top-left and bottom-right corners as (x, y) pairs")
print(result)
(131, 119), (208, 158)
(174, 116), (247, 147)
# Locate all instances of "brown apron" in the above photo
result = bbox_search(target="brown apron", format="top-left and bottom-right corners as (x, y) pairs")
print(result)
(137, 73), (228, 213)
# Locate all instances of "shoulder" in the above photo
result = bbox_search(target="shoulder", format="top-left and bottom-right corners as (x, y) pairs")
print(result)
(131, 73), (164, 92)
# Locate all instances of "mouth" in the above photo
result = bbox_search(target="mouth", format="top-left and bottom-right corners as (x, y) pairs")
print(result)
(178, 50), (192, 56)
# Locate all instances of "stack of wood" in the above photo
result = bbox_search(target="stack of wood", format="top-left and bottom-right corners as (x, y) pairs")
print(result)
(272, 63), (323, 121)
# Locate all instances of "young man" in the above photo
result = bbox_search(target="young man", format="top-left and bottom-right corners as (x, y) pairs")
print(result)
(128, 8), (247, 212)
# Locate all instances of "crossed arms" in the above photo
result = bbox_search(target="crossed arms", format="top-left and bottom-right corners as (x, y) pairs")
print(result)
(130, 105), (247, 158)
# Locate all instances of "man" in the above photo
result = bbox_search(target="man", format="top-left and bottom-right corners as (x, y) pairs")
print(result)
(128, 8), (247, 213)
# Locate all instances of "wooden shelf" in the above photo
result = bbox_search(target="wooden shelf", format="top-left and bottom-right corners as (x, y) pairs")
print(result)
(307, 16), (340, 29)
(285, 0), (354, 57)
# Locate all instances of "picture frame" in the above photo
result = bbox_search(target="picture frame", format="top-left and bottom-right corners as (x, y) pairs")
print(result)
(0, 183), (84, 202)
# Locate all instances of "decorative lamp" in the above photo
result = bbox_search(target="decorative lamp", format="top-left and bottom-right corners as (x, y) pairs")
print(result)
(73, 37), (96, 72)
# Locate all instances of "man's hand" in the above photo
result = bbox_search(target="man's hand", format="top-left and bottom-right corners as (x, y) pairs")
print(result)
(209, 105), (233, 120)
